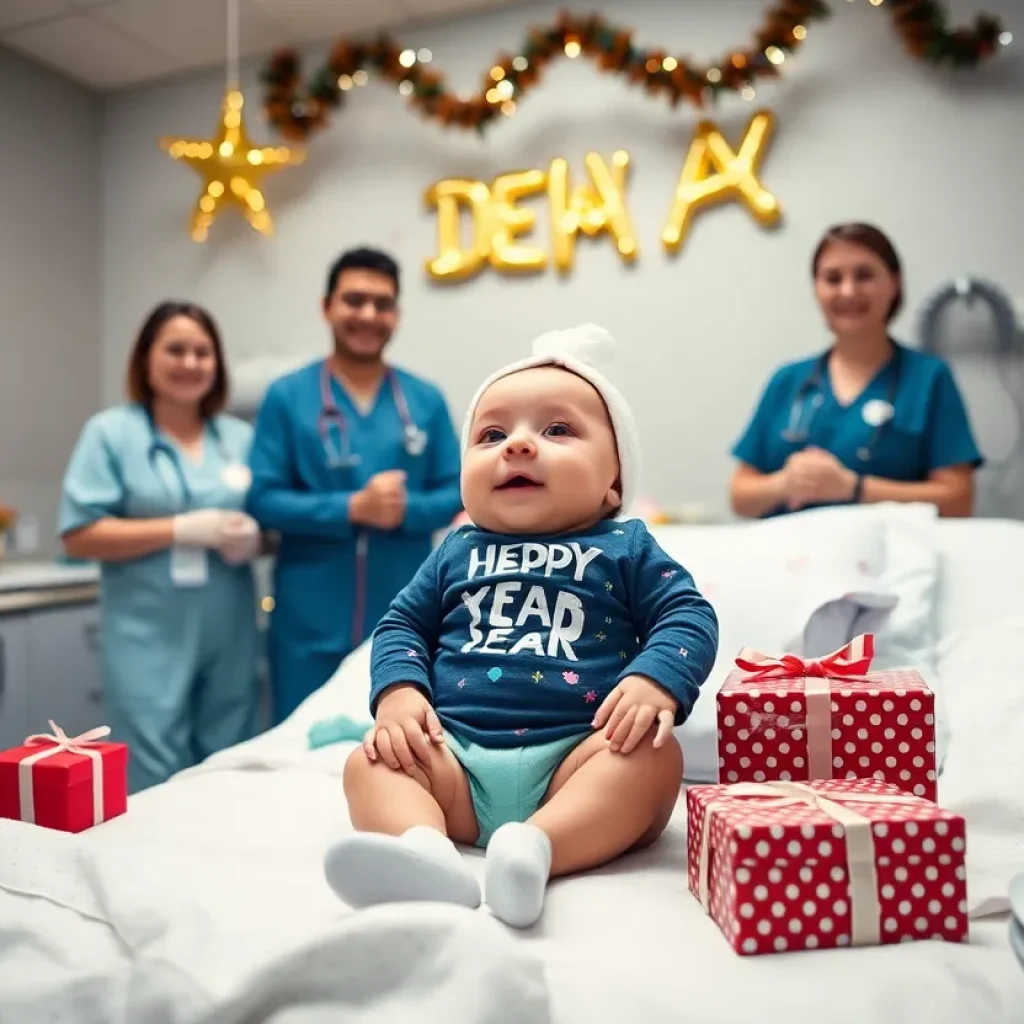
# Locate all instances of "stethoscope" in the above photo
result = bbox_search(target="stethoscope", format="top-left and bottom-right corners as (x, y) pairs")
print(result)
(318, 360), (427, 469)
(782, 345), (902, 463)
(146, 409), (247, 507)
(317, 360), (427, 649)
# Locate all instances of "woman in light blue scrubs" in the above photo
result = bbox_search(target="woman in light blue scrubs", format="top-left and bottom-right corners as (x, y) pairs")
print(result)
(730, 222), (983, 519)
(59, 302), (263, 792)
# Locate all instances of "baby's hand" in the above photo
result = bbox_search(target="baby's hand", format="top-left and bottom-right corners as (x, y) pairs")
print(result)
(364, 683), (445, 774)
(592, 674), (677, 755)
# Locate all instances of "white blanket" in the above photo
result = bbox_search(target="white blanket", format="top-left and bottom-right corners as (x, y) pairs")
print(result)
(933, 612), (1024, 918)
(2, 613), (1023, 1024)
(0, 766), (550, 1024)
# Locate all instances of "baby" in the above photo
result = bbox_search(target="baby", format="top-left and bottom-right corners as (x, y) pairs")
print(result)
(324, 324), (719, 927)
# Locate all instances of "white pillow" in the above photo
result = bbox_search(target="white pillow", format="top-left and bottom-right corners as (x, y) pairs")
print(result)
(759, 503), (942, 675)
(932, 518), (1024, 642)
(650, 515), (896, 782)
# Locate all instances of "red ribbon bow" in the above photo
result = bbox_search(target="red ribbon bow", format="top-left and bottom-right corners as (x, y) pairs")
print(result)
(735, 633), (876, 681)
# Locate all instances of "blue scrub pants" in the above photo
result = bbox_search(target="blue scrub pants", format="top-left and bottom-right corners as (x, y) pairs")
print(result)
(267, 638), (349, 725)
(100, 562), (261, 793)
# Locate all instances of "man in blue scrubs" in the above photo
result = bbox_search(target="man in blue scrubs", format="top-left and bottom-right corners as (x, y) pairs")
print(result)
(730, 342), (983, 518)
(247, 248), (463, 723)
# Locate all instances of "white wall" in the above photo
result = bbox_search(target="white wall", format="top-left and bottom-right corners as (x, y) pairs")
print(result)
(100, 0), (1024, 519)
(0, 48), (102, 557)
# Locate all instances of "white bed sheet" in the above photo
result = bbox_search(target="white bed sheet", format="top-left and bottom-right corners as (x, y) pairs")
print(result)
(2, 519), (1024, 1024)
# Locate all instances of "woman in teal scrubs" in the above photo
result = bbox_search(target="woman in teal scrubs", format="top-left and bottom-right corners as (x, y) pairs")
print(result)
(59, 302), (263, 792)
(730, 222), (983, 519)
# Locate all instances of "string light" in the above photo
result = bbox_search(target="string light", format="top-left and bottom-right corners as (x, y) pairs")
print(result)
(261, 4), (1008, 140)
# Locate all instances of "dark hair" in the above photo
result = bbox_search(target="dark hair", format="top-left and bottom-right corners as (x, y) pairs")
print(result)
(324, 247), (401, 300)
(126, 301), (228, 419)
(811, 222), (904, 321)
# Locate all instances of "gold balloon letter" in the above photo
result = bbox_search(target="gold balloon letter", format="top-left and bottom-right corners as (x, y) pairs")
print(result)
(424, 178), (493, 281)
(661, 110), (782, 254)
(488, 169), (548, 273)
(548, 150), (639, 273)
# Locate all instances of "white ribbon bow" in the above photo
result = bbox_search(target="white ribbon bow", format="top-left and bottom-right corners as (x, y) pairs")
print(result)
(19, 720), (111, 826)
(698, 780), (927, 947)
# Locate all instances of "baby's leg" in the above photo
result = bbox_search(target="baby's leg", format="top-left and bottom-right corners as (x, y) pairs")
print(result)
(537, 730), (683, 873)
(485, 732), (682, 927)
(324, 741), (481, 909)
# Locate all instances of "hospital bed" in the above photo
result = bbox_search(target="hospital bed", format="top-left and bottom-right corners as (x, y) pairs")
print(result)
(1, 503), (1023, 1024)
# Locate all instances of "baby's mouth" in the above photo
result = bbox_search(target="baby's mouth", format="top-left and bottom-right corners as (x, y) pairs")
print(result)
(497, 474), (543, 490)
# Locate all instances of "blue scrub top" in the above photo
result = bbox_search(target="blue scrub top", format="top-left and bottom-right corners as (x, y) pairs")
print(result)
(245, 359), (463, 712)
(59, 405), (255, 543)
(731, 342), (983, 516)
(59, 403), (257, 600)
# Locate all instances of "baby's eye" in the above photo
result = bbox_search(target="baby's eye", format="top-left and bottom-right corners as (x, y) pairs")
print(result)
(479, 427), (506, 444)
(544, 422), (574, 437)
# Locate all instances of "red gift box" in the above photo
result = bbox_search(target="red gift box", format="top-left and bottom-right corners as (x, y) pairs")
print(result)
(0, 720), (128, 833)
(687, 777), (968, 956)
(717, 634), (937, 801)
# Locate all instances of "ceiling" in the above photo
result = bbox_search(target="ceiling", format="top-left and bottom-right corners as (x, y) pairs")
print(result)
(0, 0), (522, 91)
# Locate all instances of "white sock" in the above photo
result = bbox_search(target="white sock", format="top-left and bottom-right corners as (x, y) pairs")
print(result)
(323, 826), (481, 909)
(484, 822), (552, 928)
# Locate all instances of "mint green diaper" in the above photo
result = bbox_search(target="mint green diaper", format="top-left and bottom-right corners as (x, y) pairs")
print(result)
(444, 729), (591, 847)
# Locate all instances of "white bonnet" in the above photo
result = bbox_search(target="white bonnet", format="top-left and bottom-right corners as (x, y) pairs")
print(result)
(459, 324), (640, 515)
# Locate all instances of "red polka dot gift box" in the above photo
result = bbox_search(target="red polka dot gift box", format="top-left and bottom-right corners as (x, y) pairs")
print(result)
(687, 778), (968, 956)
(716, 634), (937, 801)
(0, 720), (128, 833)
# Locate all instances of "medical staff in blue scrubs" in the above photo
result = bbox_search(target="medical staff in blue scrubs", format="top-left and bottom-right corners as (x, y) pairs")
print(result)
(247, 248), (462, 724)
(60, 302), (263, 792)
(730, 222), (983, 519)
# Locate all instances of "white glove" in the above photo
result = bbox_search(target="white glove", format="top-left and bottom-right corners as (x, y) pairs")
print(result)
(217, 512), (261, 565)
(172, 508), (232, 548)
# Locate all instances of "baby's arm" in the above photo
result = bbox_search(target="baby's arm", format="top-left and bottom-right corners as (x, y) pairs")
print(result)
(369, 543), (445, 711)
(619, 522), (720, 724)
(367, 541), (448, 769)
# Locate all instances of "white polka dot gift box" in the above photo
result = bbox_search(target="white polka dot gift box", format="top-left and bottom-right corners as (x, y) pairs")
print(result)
(716, 634), (937, 802)
(686, 777), (968, 956)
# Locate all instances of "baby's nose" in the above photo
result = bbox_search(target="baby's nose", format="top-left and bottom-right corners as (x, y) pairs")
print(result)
(504, 436), (536, 456)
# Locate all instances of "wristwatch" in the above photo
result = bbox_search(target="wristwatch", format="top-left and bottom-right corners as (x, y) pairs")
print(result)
(851, 474), (865, 504)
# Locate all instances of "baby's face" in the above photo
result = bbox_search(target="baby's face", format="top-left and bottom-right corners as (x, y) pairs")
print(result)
(462, 365), (621, 535)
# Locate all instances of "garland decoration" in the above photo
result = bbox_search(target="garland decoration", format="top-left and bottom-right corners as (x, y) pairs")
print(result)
(887, 0), (1008, 66)
(260, 2), (831, 139)
(259, 2), (1010, 141)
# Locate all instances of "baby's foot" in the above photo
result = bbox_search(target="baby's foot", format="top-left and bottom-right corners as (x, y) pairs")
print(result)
(324, 826), (481, 909)
(484, 822), (552, 928)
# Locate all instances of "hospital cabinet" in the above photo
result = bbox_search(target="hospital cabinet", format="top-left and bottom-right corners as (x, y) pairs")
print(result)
(0, 563), (101, 749)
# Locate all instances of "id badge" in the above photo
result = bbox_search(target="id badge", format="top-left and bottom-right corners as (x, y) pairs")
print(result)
(221, 462), (252, 492)
(171, 546), (208, 588)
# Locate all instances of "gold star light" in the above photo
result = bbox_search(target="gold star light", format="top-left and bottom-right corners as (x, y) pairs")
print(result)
(160, 87), (305, 242)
